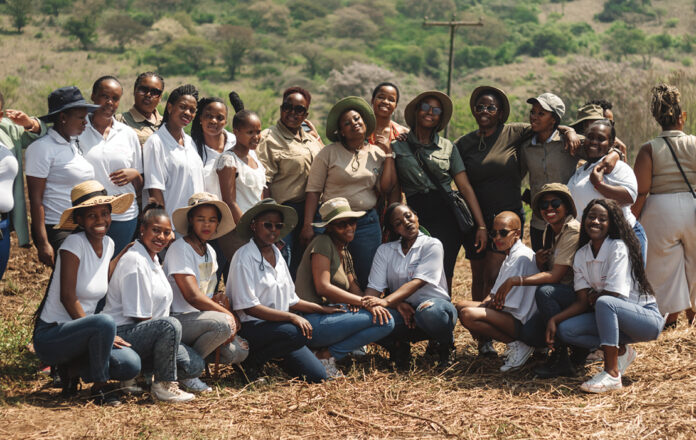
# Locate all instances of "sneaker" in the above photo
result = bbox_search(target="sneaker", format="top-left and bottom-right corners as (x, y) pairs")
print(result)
(500, 341), (533, 372)
(585, 349), (604, 363)
(319, 357), (345, 379)
(617, 345), (637, 375)
(180, 377), (212, 393)
(90, 386), (122, 406)
(350, 346), (367, 357)
(150, 381), (195, 402)
(478, 341), (498, 357)
(580, 370), (622, 393)
(120, 379), (145, 395)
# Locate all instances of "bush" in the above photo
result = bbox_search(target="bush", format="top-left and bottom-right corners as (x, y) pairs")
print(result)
(517, 25), (579, 57)
(63, 14), (97, 49)
(41, 0), (73, 16)
(682, 57), (693, 67)
(595, 0), (654, 23)
(665, 18), (679, 28)
(545, 54), (558, 65)
(144, 35), (216, 76)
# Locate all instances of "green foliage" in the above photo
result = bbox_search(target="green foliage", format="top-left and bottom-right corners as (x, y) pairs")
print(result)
(102, 11), (147, 51)
(0, 76), (21, 107)
(288, 0), (333, 21)
(665, 18), (679, 28)
(41, 0), (73, 16)
(217, 24), (254, 80)
(605, 21), (645, 61)
(595, 0), (654, 23)
(63, 14), (97, 49)
(518, 25), (579, 56)
(145, 35), (216, 77)
(6, 0), (32, 33)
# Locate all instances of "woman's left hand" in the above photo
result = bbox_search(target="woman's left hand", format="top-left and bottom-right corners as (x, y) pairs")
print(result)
(492, 279), (514, 309)
(366, 305), (392, 325)
(475, 228), (488, 253)
(563, 131), (582, 155)
(397, 302), (416, 329)
(362, 296), (388, 308)
(303, 119), (321, 141)
(322, 305), (345, 314)
(587, 289), (601, 307)
(110, 168), (140, 186)
(590, 164), (605, 187)
(113, 335), (131, 349)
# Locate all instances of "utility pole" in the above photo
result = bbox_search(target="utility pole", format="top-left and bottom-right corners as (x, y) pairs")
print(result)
(423, 16), (483, 137)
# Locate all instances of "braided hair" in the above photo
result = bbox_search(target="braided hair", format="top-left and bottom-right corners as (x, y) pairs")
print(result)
(162, 84), (198, 124)
(190, 97), (227, 164)
(650, 83), (682, 129)
(134, 71), (164, 91)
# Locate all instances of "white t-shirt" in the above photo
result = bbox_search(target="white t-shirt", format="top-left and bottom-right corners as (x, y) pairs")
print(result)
(490, 240), (539, 324)
(25, 128), (96, 224)
(0, 143), (18, 213)
(226, 241), (299, 322)
(573, 237), (656, 307)
(164, 237), (219, 314)
(367, 233), (450, 307)
(214, 148), (266, 212)
(103, 240), (173, 326)
(143, 125), (205, 220)
(39, 233), (114, 324)
(79, 118), (142, 221)
(202, 129), (235, 197)
(567, 157), (638, 226)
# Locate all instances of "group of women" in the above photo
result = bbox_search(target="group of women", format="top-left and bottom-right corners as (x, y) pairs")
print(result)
(0, 72), (693, 403)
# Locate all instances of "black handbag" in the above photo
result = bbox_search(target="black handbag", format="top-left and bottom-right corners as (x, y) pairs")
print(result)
(663, 136), (696, 201)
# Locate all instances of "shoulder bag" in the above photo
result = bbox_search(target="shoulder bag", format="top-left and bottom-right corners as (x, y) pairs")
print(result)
(663, 136), (696, 201)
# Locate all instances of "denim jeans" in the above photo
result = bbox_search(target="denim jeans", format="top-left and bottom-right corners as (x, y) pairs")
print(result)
(107, 218), (137, 257)
(633, 221), (648, 266)
(205, 336), (249, 365)
(34, 314), (140, 383)
(347, 209), (382, 290)
(557, 297), (664, 348)
(0, 217), (10, 281)
(303, 308), (395, 360)
(380, 298), (457, 348)
(239, 319), (327, 383)
(521, 283), (578, 348)
(172, 310), (234, 359)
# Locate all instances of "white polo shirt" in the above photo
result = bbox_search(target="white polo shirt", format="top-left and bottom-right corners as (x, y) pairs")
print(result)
(0, 143), (18, 214)
(573, 238), (656, 307)
(490, 240), (539, 324)
(202, 129), (235, 197)
(226, 241), (299, 322)
(79, 118), (142, 221)
(164, 237), (218, 314)
(367, 233), (450, 307)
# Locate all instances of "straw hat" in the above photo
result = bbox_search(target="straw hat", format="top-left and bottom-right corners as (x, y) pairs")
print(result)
(235, 198), (298, 241)
(531, 183), (577, 219)
(55, 180), (134, 230)
(470, 85), (510, 124)
(404, 90), (453, 131)
(325, 96), (376, 142)
(311, 197), (365, 228)
(172, 192), (236, 240)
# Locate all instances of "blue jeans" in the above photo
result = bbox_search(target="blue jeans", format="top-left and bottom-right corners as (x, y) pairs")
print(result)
(239, 320), (327, 383)
(558, 297), (664, 348)
(107, 217), (137, 257)
(380, 298), (457, 348)
(34, 314), (140, 383)
(303, 308), (395, 360)
(282, 200), (321, 279)
(520, 283), (578, 348)
(633, 221), (648, 266)
(0, 217), (10, 281)
(347, 209), (381, 290)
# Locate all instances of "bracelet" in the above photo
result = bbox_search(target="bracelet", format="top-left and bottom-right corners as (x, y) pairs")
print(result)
(519, 276), (524, 286)
(478, 226), (486, 230)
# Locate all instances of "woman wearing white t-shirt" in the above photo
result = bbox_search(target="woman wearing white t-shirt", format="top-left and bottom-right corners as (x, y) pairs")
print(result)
(26, 86), (99, 266)
(546, 199), (663, 393)
(165, 193), (248, 392)
(32, 181), (138, 405)
(79, 76), (143, 255)
(0, 141), (18, 281)
(143, 84), (204, 221)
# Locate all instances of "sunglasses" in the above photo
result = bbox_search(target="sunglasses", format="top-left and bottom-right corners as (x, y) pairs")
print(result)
(475, 104), (498, 114)
(332, 218), (358, 228)
(419, 102), (443, 115)
(281, 102), (308, 115)
(260, 221), (284, 231)
(136, 85), (163, 97)
(539, 198), (563, 211)
(489, 228), (517, 239)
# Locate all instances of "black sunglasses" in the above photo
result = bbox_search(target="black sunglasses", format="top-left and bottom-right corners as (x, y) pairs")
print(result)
(475, 104), (498, 114)
(419, 102), (443, 115)
(136, 85), (163, 97)
(489, 228), (517, 239)
(281, 102), (307, 115)
(261, 221), (284, 231)
(332, 218), (358, 228)
(539, 198), (563, 211)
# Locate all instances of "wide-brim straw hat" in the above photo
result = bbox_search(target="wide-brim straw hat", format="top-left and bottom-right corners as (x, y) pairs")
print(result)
(55, 180), (134, 230)
(570, 103), (605, 129)
(532, 182), (577, 219)
(311, 197), (366, 228)
(470, 85), (510, 124)
(404, 90), (453, 132)
(39, 86), (100, 122)
(235, 198), (298, 241)
(326, 96), (376, 142)
(172, 192), (236, 240)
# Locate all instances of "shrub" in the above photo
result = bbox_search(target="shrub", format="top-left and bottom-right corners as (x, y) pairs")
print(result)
(41, 0), (73, 16)
(63, 14), (97, 49)
(665, 18), (679, 28)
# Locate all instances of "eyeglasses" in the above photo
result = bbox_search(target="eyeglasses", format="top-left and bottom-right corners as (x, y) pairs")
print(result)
(539, 198), (563, 211)
(419, 102), (443, 115)
(136, 85), (163, 97)
(489, 228), (517, 238)
(260, 221), (284, 231)
(475, 104), (498, 114)
(332, 218), (358, 229)
(281, 102), (308, 115)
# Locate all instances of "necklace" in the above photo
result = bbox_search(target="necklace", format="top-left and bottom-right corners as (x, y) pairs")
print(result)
(477, 134), (487, 152)
(187, 235), (209, 261)
(342, 140), (365, 172)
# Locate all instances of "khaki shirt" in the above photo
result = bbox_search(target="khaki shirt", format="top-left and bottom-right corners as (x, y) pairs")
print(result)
(116, 107), (163, 147)
(542, 215), (580, 285)
(295, 234), (354, 305)
(256, 121), (323, 204)
(649, 130), (696, 194)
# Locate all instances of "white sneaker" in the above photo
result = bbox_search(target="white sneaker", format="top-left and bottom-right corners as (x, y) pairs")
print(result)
(350, 346), (367, 357)
(120, 379), (145, 395)
(586, 349), (604, 363)
(150, 381), (195, 402)
(617, 345), (637, 375)
(180, 377), (212, 393)
(500, 341), (533, 372)
(320, 357), (345, 379)
(580, 370), (622, 393)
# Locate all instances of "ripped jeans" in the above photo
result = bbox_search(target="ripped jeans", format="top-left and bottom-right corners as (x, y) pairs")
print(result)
(379, 297), (457, 349)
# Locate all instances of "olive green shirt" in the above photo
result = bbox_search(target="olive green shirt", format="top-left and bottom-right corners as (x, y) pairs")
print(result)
(116, 107), (163, 147)
(295, 234), (355, 305)
(542, 215), (580, 286)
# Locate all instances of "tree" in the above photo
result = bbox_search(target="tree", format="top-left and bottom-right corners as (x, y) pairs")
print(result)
(41, 0), (73, 16)
(102, 12), (147, 52)
(605, 21), (645, 61)
(217, 25), (254, 80)
(6, 0), (32, 33)
(63, 15), (97, 49)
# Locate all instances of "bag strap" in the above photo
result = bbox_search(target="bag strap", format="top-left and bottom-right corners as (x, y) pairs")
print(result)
(662, 136), (696, 199)
(406, 141), (453, 197)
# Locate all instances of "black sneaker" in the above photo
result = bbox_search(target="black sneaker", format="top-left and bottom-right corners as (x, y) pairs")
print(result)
(533, 347), (577, 379)
(389, 342), (411, 371)
(436, 345), (456, 370)
(57, 366), (80, 397)
(90, 386), (122, 406)
(569, 346), (590, 367)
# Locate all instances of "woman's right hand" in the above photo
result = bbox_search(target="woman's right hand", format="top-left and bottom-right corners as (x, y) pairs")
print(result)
(113, 335), (131, 349)
(397, 302), (416, 329)
(299, 224), (315, 248)
(290, 314), (313, 339)
(475, 228), (488, 253)
(545, 319), (557, 348)
(37, 242), (55, 267)
(366, 305), (392, 325)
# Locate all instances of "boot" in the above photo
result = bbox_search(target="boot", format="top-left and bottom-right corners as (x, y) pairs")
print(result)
(389, 342), (411, 371)
(569, 346), (590, 367)
(533, 346), (577, 379)
(436, 343), (455, 369)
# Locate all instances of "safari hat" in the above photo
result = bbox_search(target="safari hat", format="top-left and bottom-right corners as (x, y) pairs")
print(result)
(172, 192), (235, 240)
(311, 197), (366, 228)
(236, 198), (298, 241)
(470, 86), (510, 123)
(55, 180), (134, 230)
(39, 86), (100, 122)
(404, 90), (453, 131)
(326, 97), (376, 142)
(527, 93), (565, 121)
(532, 183), (577, 219)
(570, 104), (605, 129)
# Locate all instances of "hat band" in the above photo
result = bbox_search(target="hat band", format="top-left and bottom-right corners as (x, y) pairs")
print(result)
(72, 189), (108, 206)
(322, 205), (352, 222)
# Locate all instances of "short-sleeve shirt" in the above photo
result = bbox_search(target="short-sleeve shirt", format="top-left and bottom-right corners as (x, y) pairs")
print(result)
(0, 143), (19, 214)
(541, 216), (580, 285)
(103, 240), (172, 326)
(143, 125), (205, 220)
(490, 240), (539, 324)
(367, 233), (450, 307)
(226, 241), (300, 322)
(573, 238), (656, 307)
(455, 123), (532, 220)
(214, 149), (266, 212)
(295, 234), (355, 305)
(25, 129), (96, 224)
(116, 107), (163, 147)
(164, 238), (219, 314)
(392, 131), (466, 198)
(40, 233), (114, 324)
(566, 156), (638, 226)
(79, 118), (142, 221)
(256, 121), (323, 204)
(306, 142), (386, 211)
(202, 129), (235, 197)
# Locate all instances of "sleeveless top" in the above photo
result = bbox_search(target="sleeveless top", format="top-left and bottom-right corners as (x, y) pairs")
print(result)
(648, 130), (696, 194)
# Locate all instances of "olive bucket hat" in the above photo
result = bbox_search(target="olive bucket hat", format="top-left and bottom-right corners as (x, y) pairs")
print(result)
(404, 90), (453, 131)
(470, 85), (510, 124)
(311, 197), (366, 228)
(531, 183), (577, 220)
(325, 96), (376, 142)
(235, 198), (298, 241)
(570, 103), (605, 129)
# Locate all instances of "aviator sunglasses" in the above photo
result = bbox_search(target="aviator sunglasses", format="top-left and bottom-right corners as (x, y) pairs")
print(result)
(475, 104), (498, 114)
(419, 102), (443, 115)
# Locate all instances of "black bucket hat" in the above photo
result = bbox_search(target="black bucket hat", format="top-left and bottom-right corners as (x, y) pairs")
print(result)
(39, 86), (100, 122)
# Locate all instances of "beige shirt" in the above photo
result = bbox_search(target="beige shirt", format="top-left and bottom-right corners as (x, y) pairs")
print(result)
(256, 121), (323, 205)
(116, 107), (163, 147)
(542, 215), (580, 286)
(648, 130), (696, 194)
(306, 141), (386, 211)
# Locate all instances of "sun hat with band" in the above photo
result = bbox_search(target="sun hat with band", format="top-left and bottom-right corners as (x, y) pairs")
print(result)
(531, 182), (577, 220)
(470, 85), (510, 124)
(55, 180), (134, 230)
(311, 197), (366, 228)
(172, 192), (236, 240)
(39, 86), (100, 122)
(527, 93), (565, 121)
(570, 103), (605, 130)
(404, 90), (453, 131)
(326, 96), (376, 142)
(235, 198), (298, 241)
